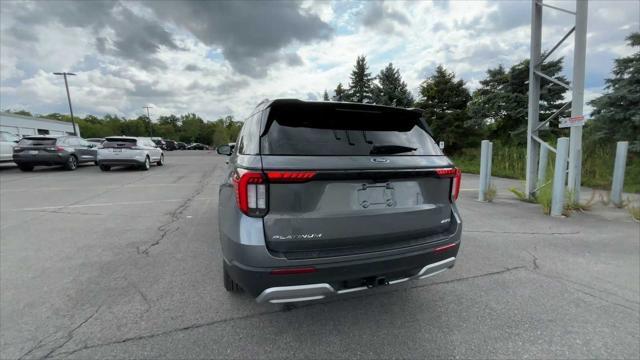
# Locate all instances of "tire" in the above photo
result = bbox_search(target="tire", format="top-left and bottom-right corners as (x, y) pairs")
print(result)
(157, 154), (164, 166)
(223, 265), (242, 292)
(18, 165), (34, 172)
(99, 164), (111, 171)
(64, 155), (78, 171)
(141, 156), (150, 171)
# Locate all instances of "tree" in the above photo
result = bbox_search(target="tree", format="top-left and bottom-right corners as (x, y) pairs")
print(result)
(417, 65), (474, 153)
(323, 90), (330, 101)
(371, 63), (414, 107)
(468, 57), (570, 144)
(346, 56), (374, 103)
(587, 32), (640, 152)
(333, 83), (347, 101)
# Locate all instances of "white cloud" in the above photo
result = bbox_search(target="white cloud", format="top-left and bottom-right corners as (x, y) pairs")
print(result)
(0, 0), (637, 121)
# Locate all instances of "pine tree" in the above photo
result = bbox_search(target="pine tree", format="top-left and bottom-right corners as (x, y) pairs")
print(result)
(588, 32), (640, 152)
(346, 56), (374, 103)
(417, 65), (474, 153)
(323, 90), (330, 101)
(333, 83), (347, 101)
(371, 63), (414, 107)
(468, 57), (570, 143)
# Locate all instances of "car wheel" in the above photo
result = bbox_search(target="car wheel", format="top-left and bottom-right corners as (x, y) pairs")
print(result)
(223, 265), (242, 292)
(65, 155), (78, 171)
(141, 156), (150, 171)
(18, 165), (34, 172)
(157, 154), (164, 166)
(99, 164), (111, 171)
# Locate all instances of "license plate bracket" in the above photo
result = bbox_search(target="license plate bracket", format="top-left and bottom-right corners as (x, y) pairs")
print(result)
(357, 183), (395, 209)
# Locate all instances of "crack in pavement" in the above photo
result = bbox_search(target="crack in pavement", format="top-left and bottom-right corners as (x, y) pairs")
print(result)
(50, 266), (526, 358)
(136, 166), (214, 255)
(18, 306), (102, 360)
(524, 250), (540, 270)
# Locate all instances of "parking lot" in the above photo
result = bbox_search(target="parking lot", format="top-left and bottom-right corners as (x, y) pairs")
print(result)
(1, 151), (638, 359)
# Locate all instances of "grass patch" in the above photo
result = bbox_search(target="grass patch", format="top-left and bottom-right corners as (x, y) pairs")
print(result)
(627, 204), (640, 222)
(485, 184), (497, 202)
(451, 144), (640, 193)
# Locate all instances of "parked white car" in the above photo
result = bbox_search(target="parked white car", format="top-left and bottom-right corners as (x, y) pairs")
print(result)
(0, 131), (20, 163)
(97, 136), (164, 171)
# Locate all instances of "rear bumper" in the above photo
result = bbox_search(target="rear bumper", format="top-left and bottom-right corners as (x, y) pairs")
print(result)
(98, 159), (145, 166)
(13, 153), (68, 165)
(225, 237), (460, 301)
(255, 257), (456, 303)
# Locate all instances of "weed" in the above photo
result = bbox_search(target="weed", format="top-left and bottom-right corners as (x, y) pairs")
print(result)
(485, 184), (497, 202)
(627, 203), (640, 222)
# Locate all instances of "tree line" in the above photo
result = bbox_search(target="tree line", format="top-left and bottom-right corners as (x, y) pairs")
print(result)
(325, 32), (639, 154)
(3, 111), (243, 147)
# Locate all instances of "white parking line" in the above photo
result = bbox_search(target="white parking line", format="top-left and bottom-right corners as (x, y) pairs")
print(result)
(9, 197), (216, 211)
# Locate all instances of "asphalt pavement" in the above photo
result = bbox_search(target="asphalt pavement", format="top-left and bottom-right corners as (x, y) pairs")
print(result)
(1, 151), (638, 359)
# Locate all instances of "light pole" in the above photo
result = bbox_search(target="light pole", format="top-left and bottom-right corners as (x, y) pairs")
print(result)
(53, 72), (77, 136)
(143, 106), (153, 137)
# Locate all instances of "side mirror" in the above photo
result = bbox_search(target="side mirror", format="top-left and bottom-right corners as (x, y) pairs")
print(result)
(217, 144), (232, 156)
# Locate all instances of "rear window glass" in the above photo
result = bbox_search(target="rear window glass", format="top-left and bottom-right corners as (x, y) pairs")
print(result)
(18, 137), (57, 146)
(261, 106), (442, 156)
(103, 138), (138, 147)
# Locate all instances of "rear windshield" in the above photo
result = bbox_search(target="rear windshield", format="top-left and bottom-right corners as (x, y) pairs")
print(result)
(261, 106), (443, 156)
(103, 138), (138, 148)
(18, 137), (57, 146)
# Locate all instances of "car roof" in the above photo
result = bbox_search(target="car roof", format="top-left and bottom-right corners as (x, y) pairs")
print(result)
(259, 98), (424, 115)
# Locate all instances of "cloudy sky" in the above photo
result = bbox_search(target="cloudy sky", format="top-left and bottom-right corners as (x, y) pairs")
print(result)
(1, 0), (638, 121)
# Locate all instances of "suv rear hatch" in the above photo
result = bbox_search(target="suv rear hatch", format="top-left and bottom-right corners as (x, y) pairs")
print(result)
(14, 137), (60, 153)
(256, 102), (460, 259)
(102, 137), (139, 151)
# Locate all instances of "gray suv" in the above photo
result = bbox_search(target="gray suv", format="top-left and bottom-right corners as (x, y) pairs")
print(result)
(13, 135), (97, 171)
(217, 99), (462, 304)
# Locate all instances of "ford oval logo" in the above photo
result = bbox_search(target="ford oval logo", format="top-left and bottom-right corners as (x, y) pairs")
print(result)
(370, 158), (389, 163)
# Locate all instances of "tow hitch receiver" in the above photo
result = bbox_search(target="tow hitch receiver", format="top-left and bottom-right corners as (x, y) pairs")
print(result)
(363, 276), (388, 288)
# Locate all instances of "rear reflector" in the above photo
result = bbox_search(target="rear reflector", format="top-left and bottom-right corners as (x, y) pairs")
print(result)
(266, 171), (316, 182)
(434, 243), (458, 253)
(270, 267), (317, 275)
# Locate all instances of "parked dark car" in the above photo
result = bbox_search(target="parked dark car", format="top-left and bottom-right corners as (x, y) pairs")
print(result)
(176, 142), (187, 150)
(216, 99), (462, 303)
(164, 140), (177, 151)
(151, 138), (166, 150)
(13, 135), (98, 171)
(187, 143), (208, 150)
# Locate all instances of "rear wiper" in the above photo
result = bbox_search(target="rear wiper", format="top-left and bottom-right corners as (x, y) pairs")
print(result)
(369, 145), (417, 155)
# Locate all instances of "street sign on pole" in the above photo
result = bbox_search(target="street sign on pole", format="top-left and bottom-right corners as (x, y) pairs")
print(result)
(559, 115), (586, 128)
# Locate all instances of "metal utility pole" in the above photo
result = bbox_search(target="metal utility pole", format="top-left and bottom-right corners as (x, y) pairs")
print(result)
(567, 0), (588, 203)
(143, 106), (153, 137)
(525, 0), (588, 201)
(53, 72), (77, 136)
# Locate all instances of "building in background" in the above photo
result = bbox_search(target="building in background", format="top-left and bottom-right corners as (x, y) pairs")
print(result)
(0, 112), (80, 137)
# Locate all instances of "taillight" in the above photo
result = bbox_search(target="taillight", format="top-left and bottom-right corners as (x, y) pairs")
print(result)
(266, 171), (317, 182)
(233, 169), (267, 217)
(436, 167), (462, 201)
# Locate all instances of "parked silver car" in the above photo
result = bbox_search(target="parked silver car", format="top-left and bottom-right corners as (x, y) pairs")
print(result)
(0, 131), (20, 163)
(97, 136), (164, 171)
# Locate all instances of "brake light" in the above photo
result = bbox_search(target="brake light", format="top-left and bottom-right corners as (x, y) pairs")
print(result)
(436, 167), (462, 201)
(56, 146), (65, 152)
(233, 169), (267, 217)
(266, 171), (317, 182)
